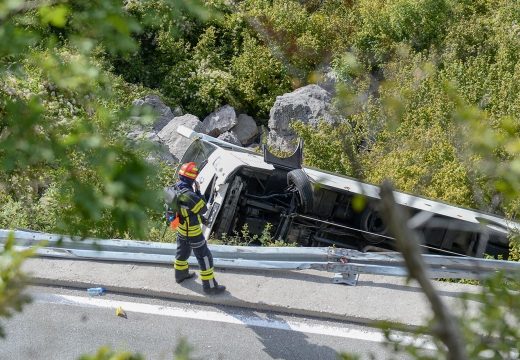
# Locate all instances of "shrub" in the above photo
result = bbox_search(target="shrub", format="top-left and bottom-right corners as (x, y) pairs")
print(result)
(231, 34), (292, 120)
(355, 0), (453, 67)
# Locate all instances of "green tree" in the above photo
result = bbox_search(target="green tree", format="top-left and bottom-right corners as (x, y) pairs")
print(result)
(0, 0), (165, 336)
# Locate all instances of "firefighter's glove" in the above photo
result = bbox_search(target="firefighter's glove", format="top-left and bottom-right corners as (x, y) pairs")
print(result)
(165, 210), (175, 224)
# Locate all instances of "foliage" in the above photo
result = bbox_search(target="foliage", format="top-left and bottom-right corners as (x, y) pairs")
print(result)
(241, 0), (352, 76)
(292, 0), (520, 220)
(0, 0), (172, 340)
(509, 233), (520, 262)
(231, 33), (292, 121)
(0, 2), (166, 240)
(355, 0), (453, 66)
(78, 346), (144, 360)
(293, 121), (357, 176)
(0, 233), (34, 338)
(380, 272), (520, 360)
(208, 222), (289, 247)
(107, 0), (359, 119)
(1, 0), (520, 358)
(173, 337), (194, 360)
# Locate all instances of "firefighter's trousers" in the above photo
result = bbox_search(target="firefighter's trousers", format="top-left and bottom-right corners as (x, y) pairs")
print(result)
(174, 234), (219, 289)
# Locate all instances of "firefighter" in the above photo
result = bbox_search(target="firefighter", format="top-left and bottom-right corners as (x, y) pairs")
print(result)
(172, 162), (226, 295)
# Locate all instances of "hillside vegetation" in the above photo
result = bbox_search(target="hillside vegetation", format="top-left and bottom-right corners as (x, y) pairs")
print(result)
(1, 0), (519, 250)
(1, 1), (520, 358)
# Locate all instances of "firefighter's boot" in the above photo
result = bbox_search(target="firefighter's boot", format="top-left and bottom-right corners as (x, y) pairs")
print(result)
(176, 271), (195, 283)
(174, 259), (195, 283)
(200, 267), (226, 295)
(202, 281), (226, 295)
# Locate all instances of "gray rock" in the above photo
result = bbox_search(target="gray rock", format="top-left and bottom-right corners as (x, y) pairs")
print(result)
(268, 85), (335, 151)
(316, 65), (338, 95)
(132, 94), (174, 132)
(217, 131), (242, 146)
(172, 106), (183, 117)
(158, 114), (203, 162)
(145, 141), (177, 165)
(126, 129), (176, 165)
(232, 114), (258, 145)
(201, 105), (237, 137)
(268, 85), (333, 134)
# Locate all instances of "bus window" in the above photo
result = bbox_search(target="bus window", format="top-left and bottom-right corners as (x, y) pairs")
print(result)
(178, 139), (217, 173)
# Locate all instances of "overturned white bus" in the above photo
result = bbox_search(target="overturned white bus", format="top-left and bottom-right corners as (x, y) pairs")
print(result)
(175, 125), (518, 258)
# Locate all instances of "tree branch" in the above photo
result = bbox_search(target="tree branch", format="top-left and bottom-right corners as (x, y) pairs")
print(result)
(379, 180), (468, 360)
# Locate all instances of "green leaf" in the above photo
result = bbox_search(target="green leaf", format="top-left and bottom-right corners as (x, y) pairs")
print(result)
(352, 194), (367, 213)
(39, 5), (69, 28)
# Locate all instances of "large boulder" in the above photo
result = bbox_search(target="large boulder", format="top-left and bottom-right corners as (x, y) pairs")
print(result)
(126, 128), (177, 165)
(126, 124), (177, 165)
(158, 114), (203, 162)
(217, 131), (242, 146)
(268, 85), (334, 151)
(143, 134), (178, 165)
(132, 94), (181, 132)
(201, 105), (237, 137)
(231, 114), (258, 145)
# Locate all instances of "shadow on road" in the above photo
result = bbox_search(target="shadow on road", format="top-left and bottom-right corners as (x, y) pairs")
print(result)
(176, 278), (340, 359)
(245, 313), (340, 360)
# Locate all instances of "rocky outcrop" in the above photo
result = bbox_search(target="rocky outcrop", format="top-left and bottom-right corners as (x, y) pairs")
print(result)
(217, 131), (242, 146)
(127, 98), (258, 164)
(232, 113), (258, 145)
(127, 85), (339, 165)
(127, 94), (188, 165)
(142, 134), (177, 165)
(157, 114), (203, 162)
(268, 85), (334, 152)
(126, 128), (177, 166)
(200, 108), (259, 146)
(201, 105), (237, 137)
(132, 94), (182, 132)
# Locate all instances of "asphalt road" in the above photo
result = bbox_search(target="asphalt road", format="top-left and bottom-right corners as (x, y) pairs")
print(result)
(0, 286), (407, 360)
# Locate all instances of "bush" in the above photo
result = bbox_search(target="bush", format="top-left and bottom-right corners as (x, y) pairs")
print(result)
(231, 34), (292, 120)
(0, 198), (30, 230)
(293, 121), (358, 176)
(355, 0), (453, 67)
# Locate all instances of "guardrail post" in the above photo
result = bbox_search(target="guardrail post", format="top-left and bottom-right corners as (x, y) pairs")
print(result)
(332, 272), (359, 286)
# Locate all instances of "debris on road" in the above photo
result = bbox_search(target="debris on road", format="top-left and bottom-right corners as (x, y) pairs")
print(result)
(87, 287), (106, 296)
(116, 306), (127, 318)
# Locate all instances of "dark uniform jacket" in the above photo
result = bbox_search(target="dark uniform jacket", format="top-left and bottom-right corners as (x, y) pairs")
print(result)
(175, 180), (207, 238)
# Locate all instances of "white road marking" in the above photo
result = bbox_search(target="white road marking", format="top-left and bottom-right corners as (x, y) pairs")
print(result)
(33, 292), (434, 349)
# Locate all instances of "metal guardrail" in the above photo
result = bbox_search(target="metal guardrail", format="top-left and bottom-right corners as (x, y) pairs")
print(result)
(2, 229), (520, 285)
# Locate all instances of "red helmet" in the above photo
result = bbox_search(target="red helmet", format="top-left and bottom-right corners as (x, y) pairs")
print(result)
(178, 162), (199, 180)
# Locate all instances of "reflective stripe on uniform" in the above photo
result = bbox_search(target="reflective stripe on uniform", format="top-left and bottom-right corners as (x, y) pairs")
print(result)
(190, 238), (206, 248)
(177, 224), (202, 237)
(203, 256), (215, 288)
(178, 207), (195, 237)
(174, 259), (189, 270)
(200, 267), (214, 280)
(192, 199), (205, 214)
